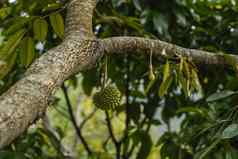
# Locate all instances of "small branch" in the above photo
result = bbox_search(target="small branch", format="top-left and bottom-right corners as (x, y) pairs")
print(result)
(102, 136), (110, 152)
(79, 109), (97, 130)
(61, 84), (92, 156)
(53, 106), (71, 120)
(105, 111), (121, 159)
(105, 112), (118, 145)
(101, 36), (238, 65)
(42, 114), (74, 159)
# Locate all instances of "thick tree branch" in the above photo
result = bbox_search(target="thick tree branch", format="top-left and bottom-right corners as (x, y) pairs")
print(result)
(101, 36), (238, 65)
(0, 0), (102, 148)
(65, 0), (96, 38)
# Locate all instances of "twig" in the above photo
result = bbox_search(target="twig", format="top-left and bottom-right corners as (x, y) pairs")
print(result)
(102, 136), (110, 152)
(42, 114), (74, 159)
(79, 109), (97, 130)
(53, 105), (71, 120)
(61, 83), (92, 156)
(105, 111), (121, 159)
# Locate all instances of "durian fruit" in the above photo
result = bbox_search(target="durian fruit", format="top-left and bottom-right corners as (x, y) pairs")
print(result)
(93, 85), (121, 110)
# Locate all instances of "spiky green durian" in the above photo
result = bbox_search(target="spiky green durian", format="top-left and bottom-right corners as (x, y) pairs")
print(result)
(93, 85), (121, 110)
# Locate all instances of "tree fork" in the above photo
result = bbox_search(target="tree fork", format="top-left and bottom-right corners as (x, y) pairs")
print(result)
(0, 0), (101, 148)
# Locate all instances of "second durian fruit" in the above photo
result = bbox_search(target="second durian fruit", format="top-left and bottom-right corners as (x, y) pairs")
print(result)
(93, 85), (121, 110)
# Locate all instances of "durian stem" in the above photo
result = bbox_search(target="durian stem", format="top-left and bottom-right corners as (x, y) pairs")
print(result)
(149, 42), (154, 73)
(102, 56), (108, 89)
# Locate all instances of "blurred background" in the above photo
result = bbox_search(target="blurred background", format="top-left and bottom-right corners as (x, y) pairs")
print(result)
(1, 0), (238, 158)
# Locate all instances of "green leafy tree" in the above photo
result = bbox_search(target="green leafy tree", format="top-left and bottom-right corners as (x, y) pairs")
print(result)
(0, 0), (238, 159)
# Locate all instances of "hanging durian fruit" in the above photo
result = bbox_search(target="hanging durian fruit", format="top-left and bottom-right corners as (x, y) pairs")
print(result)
(93, 85), (121, 110)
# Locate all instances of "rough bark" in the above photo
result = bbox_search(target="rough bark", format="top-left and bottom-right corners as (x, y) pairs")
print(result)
(1, 0), (238, 149)
(101, 36), (238, 65)
(0, 0), (102, 148)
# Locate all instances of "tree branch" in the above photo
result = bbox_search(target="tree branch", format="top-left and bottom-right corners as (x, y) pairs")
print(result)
(105, 112), (121, 159)
(65, 0), (96, 38)
(101, 36), (238, 65)
(1, 0), (238, 150)
(61, 84), (92, 155)
(0, 0), (102, 148)
(79, 109), (97, 130)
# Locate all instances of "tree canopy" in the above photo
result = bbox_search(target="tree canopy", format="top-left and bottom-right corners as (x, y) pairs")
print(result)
(1, 0), (238, 159)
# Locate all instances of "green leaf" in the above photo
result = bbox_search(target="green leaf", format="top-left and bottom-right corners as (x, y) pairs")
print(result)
(49, 13), (64, 39)
(68, 75), (78, 88)
(0, 151), (27, 159)
(131, 130), (152, 159)
(145, 78), (156, 95)
(177, 68), (189, 97)
(130, 90), (145, 98)
(222, 124), (238, 139)
(147, 147), (160, 159)
(0, 7), (11, 20)
(0, 29), (26, 60)
(194, 138), (221, 159)
(153, 13), (169, 37)
(0, 29), (26, 79)
(0, 51), (17, 79)
(224, 54), (237, 72)
(184, 59), (191, 78)
(191, 69), (202, 93)
(225, 151), (233, 159)
(19, 37), (35, 67)
(206, 90), (236, 102)
(82, 68), (98, 96)
(137, 135), (152, 159)
(160, 140), (180, 159)
(128, 103), (141, 124)
(132, 0), (142, 11)
(176, 107), (207, 117)
(162, 60), (170, 82)
(179, 57), (184, 72)
(159, 60), (173, 97)
(33, 18), (48, 41)
(28, 1), (38, 14)
(3, 17), (28, 35)
(159, 75), (173, 97)
(42, 3), (62, 12)
(149, 119), (161, 125)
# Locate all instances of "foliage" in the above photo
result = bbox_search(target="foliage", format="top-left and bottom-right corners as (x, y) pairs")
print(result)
(1, 0), (238, 159)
